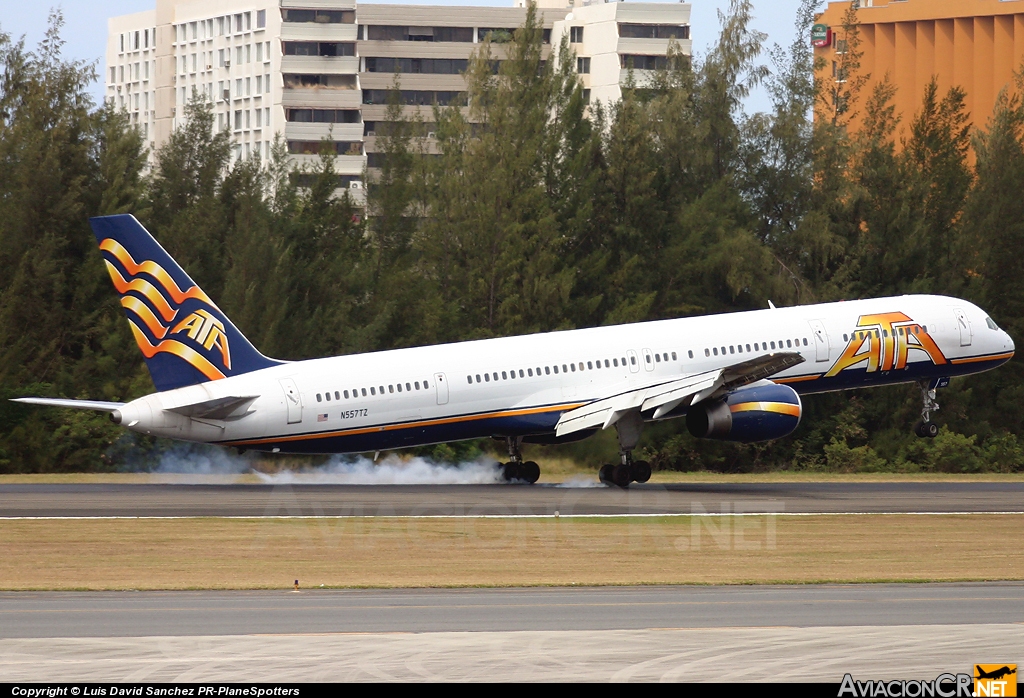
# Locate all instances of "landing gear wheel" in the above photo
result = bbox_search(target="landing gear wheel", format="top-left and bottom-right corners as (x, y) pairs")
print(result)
(502, 461), (523, 482)
(915, 421), (939, 438)
(631, 460), (652, 484)
(598, 464), (614, 485)
(521, 461), (540, 484)
(611, 464), (632, 489)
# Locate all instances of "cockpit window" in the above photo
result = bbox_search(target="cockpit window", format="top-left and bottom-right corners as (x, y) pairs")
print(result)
(986, 316), (999, 331)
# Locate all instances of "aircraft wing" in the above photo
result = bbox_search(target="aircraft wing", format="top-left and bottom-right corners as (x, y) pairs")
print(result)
(11, 397), (125, 412)
(554, 352), (805, 438)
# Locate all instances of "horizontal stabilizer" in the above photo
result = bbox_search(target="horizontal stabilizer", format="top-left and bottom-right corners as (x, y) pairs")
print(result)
(165, 394), (259, 420)
(11, 397), (125, 412)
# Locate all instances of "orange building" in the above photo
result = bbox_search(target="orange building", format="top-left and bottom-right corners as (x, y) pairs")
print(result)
(814, 0), (1024, 136)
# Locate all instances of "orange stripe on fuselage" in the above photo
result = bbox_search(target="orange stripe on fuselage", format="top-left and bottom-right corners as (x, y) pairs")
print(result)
(950, 351), (1015, 365)
(100, 239), (214, 307)
(227, 403), (588, 447)
(774, 375), (819, 384)
(729, 401), (801, 417)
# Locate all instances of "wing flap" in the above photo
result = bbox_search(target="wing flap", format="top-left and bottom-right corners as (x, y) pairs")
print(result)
(554, 352), (806, 437)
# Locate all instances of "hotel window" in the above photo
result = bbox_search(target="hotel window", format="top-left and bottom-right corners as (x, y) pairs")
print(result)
(257, 10), (266, 29)
(577, 57), (590, 74)
(570, 26), (583, 43)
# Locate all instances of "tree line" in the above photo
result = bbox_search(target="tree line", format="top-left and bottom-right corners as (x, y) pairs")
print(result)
(0, 1), (1021, 473)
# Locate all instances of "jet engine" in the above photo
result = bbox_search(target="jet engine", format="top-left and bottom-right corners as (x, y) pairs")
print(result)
(686, 382), (802, 443)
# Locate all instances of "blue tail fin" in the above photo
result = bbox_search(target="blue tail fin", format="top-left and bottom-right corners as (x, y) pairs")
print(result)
(90, 214), (282, 392)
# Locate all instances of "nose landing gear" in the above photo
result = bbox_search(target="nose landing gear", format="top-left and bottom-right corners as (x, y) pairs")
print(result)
(598, 410), (652, 488)
(913, 380), (941, 438)
(500, 436), (540, 484)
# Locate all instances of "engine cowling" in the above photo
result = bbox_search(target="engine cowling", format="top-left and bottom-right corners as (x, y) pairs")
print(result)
(686, 382), (802, 443)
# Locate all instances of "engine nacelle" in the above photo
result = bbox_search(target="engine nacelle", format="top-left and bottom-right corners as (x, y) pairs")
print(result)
(686, 382), (802, 443)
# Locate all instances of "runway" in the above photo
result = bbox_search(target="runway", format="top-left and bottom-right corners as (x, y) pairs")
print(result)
(1, 585), (1022, 681)
(2, 481), (1022, 517)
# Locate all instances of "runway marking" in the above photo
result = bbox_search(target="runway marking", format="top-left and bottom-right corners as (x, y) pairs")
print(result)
(1, 512), (1023, 520)
(3, 596), (1023, 617)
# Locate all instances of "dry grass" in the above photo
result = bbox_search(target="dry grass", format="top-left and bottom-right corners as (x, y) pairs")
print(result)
(1, 515), (1021, 590)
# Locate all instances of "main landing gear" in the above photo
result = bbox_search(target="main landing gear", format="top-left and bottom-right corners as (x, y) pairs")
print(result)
(598, 411), (652, 489)
(914, 380), (940, 438)
(501, 436), (540, 484)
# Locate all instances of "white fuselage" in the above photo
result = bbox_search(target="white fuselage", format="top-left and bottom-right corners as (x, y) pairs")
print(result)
(111, 294), (1015, 454)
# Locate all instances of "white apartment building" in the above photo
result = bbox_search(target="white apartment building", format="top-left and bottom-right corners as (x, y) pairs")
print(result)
(549, 0), (691, 107)
(106, 0), (690, 184)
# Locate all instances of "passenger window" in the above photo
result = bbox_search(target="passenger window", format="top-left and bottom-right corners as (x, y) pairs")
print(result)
(604, 359), (610, 367)
(545, 367), (550, 375)
(786, 340), (792, 348)
(397, 384), (402, 393)
(646, 354), (652, 364)
(475, 375), (481, 383)
(746, 344), (751, 352)
(554, 366), (559, 374)
(465, 375), (472, 383)
(655, 354), (661, 363)
(673, 352), (678, 360)
(485, 374), (490, 382)
(687, 350), (692, 359)
(570, 364), (576, 372)
(843, 334), (848, 342)
(335, 391), (340, 400)
(705, 349), (710, 357)
(406, 383), (411, 391)
(361, 388), (367, 397)
(502, 371), (507, 380)
(492, 372), (498, 381)
(424, 380), (429, 388)
(803, 338), (808, 346)
(562, 364), (568, 372)
(923, 325), (928, 333)
(370, 387), (376, 395)
(587, 361), (593, 369)
(325, 392), (331, 401)
(770, 342), (776, 350)
(415, 381), (421, 390)
(316, 393), (322, 402)
(729, 346), (734, 354)
(713, 348), (718, 356)
(579, 362), (584, 371)
(344, 390), (349, 399)
(528, 368), (534, 376)
(629, 356), (636, 365)
(613, 358), (619, 367)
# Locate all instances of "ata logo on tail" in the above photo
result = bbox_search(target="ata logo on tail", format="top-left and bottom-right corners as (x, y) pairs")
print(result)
(825, 311), (947, 377)
(100, 237), (232, 382)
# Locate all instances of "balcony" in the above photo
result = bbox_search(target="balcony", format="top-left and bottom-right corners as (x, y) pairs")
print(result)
(281, 55), (359, 75)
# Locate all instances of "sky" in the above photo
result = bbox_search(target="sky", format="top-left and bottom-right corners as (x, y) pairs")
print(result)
(0, 0), (810, 114)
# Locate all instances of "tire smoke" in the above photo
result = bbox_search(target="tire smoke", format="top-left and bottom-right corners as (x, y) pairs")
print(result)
(252, 455), (504, 485)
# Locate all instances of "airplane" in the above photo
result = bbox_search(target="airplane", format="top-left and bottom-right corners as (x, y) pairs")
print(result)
(975, 666), (1017, 681)
(12, 215), (1016, 488)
